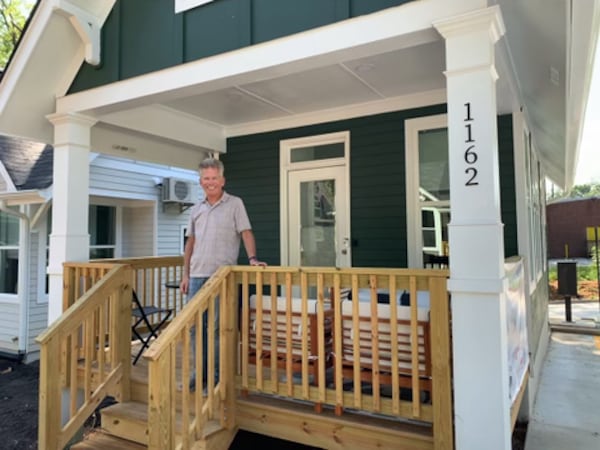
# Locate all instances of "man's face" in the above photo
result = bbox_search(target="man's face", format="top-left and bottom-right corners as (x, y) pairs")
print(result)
(200, 167), (225, 197)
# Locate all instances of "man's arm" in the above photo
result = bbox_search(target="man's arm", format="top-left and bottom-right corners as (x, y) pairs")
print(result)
(179, 235), (195, 294)
(241, 229), (267, 266)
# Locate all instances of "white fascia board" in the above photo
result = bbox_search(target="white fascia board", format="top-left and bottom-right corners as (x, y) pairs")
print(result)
(564, 0), (600, 189)
(0, 2), (54, 116)
(56, 0), (486, 116)
(0, 190), (48, 205)
(0, 161), (16, 192)
(98, 104), (225, 152)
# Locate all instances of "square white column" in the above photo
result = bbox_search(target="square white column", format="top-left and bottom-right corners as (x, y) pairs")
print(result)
(46, 113), (97, 324)
(434, 7), (512, 450)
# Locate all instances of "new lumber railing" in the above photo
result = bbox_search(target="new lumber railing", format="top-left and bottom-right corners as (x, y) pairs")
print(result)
(36, 265), (133, 450)
(41, 258), (454, 450)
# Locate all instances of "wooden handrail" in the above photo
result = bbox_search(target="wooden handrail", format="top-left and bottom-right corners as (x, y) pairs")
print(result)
(36, 264), (133, 450)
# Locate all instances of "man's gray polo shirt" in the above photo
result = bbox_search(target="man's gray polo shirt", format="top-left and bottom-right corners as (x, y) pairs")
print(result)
(186, 191), (251, 277)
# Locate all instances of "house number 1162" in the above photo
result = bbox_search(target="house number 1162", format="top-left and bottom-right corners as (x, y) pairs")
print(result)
(464, 102), (479, 186)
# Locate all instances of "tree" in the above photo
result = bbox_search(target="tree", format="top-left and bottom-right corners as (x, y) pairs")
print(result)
(547, 181), (600, 200)
(0, 0), (33, 70)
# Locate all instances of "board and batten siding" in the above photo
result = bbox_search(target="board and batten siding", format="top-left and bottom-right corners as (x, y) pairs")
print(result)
(69, 0), (416, 93)
(224, 106), (518, 268)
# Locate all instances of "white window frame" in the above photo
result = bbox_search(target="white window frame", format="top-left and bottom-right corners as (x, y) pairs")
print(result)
(175, 0), (215, 13)
(405, 114), (449, 268)
(89, 204), (122, 259)
(0, 208), (20, 298)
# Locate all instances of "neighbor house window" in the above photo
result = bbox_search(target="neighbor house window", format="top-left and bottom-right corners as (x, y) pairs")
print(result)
(0, 210), (19, 294)
(89, 205), (116, 259)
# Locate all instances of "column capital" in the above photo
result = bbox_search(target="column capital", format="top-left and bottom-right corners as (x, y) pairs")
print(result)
(46, 112), (98, 128)
(433, 5), (506, 44)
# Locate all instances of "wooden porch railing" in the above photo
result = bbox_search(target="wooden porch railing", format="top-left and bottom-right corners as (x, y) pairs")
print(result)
(42, 258), (454, 449)
(36, 265), (133, 450)
(63, 256), (185, 326)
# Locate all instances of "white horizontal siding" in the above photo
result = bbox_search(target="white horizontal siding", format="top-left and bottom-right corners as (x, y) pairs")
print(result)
(0, 302), (19, 353)
(122, 206), (154, 257)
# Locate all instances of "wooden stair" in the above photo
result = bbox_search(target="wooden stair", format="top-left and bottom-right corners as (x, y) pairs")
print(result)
(70, 430), (146, 449)
(71, 399), (234, 449)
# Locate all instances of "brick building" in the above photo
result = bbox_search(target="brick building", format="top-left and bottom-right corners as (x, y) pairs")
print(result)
(547, 197), (600, 258)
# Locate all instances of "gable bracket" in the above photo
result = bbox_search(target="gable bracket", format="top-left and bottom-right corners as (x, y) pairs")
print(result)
(55, 0), (102, 66)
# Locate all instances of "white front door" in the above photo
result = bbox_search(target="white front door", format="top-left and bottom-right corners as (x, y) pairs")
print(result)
(280, 132), (351, 269)
(288, 166), (350, 267)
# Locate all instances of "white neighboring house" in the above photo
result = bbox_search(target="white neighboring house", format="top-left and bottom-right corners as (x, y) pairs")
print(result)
(0, 134), (201, 362)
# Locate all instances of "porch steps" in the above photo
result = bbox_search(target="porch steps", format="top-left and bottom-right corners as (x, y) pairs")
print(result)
(70, 430), (146, 449)
(98, 400), (227, 447)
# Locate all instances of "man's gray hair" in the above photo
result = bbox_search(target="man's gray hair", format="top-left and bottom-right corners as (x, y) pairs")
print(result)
(199, 158), (224, 176)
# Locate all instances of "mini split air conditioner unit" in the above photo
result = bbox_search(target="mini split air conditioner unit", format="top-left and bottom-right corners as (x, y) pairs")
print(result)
(162, 178), (196, 204)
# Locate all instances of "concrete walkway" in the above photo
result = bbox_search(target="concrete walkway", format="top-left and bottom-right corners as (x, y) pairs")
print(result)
(524, 302), (600, 450)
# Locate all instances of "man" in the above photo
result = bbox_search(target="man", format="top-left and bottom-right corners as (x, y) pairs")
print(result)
(180, 157), (266, 391)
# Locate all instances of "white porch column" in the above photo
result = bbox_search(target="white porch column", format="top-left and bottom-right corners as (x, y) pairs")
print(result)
(434, 7), (511, 450)
(46, 113), (97, 324)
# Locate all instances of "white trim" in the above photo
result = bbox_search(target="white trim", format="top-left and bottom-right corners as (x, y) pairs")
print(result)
(0, 295), (19, 304)
(0, 161), (17, 192)
(227, 90), (446, 138)
(175, 0), (214, 14)
(404, 114), (448, 268)
(279, 131), (351, 267)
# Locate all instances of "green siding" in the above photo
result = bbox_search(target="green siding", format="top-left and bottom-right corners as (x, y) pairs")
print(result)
(224, 109), (518, 268)
(498, 114), (518, 257)
(223, 104), (447, 268)
(69, 0), (417, 93)
(184, 0), (251, 60)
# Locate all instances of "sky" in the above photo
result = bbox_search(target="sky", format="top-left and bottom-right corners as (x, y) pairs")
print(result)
(574, 36), (600, 185)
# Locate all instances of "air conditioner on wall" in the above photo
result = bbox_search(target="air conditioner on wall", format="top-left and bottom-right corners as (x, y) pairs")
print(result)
(162, 178), (196, 204)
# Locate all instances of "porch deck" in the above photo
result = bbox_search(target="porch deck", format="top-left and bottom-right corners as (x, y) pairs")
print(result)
(36, 257), (453, 450)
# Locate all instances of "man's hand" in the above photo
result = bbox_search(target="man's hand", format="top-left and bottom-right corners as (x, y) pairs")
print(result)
(180, 275), (189, 295)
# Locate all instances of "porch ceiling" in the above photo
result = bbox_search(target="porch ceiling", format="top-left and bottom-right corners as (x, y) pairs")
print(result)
(0, 0), (597, 187)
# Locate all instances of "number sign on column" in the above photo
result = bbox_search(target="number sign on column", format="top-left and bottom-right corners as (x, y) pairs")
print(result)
(464, 102), (479, 186)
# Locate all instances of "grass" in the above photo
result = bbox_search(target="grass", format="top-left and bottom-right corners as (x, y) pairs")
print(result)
(548, 264), (599, 282)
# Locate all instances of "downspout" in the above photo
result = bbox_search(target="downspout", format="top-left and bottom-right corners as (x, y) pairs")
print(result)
(0, 201), (30, 358)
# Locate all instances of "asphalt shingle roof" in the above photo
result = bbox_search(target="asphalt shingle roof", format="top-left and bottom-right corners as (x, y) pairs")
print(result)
(0, 135), (53, 190)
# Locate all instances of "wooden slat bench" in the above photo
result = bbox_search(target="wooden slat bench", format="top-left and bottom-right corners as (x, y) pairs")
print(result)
(247, 295), (333, 387)
(335, 298), (432, 398)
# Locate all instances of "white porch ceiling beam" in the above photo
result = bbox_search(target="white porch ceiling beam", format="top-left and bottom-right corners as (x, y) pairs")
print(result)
(98, 105), (226, 153)
(56, 0), (487, 117)
(91, 123), (210, 170)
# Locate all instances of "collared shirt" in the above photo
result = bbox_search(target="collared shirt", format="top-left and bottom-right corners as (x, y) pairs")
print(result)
(186, 191), (251, 277)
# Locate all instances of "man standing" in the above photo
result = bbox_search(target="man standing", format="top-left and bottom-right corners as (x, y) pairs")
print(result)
(180, 157), (266, 391)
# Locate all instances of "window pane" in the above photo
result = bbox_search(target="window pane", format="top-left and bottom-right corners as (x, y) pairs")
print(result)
(0, 212), (19, 246)
(90, 248), (115, 259)
(0, 249), (18, 294)
(89, 205), (116, 246)
(419, 128), (449, 201)
(291, 143), (344, 163)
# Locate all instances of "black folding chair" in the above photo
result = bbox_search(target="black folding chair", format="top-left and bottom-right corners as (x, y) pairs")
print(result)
(131, 290), (173, 364)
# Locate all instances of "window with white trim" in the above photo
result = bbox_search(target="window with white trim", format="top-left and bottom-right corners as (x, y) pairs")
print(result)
(405, 114), (450, 268)
(89, 205), (117, 259)
(0, 209), (19, 294)
(524, 131), (544, 282)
